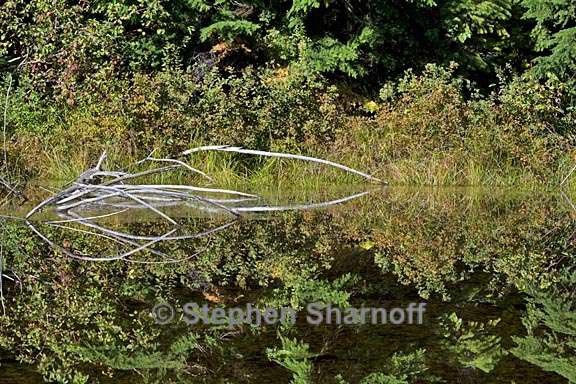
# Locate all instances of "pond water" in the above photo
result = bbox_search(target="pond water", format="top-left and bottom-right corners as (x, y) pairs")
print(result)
(0, 186), (574, 383)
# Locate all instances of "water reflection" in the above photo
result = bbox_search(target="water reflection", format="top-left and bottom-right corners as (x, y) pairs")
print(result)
(22, 184), (373, 263)
(0, 187), (574, 383)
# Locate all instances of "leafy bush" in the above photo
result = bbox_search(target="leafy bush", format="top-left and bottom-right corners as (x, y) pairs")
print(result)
(440, 312), (507, 373)
(329, 64), (574, 185)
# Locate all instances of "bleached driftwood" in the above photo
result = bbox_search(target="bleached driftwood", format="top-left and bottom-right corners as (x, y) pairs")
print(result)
(23, 146), (379, 263)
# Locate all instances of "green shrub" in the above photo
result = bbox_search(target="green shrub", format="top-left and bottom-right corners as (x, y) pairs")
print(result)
(329, 64), (574, 185)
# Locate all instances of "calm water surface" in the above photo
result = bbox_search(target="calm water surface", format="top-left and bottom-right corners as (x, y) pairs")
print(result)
(0, 186), (574, 383)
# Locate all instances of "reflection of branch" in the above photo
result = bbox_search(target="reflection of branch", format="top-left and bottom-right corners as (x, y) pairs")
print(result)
(26, 219), (178, 262)
(24, 146), (377, 263)
(232, 190), (371, 212)
(180, 190), (372, 214)
(48, 221), (177, 261)
(74, 184), (178, 224)
(63, 210), (239, 242)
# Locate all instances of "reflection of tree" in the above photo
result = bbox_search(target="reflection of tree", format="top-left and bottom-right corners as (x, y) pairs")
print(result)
(1, 190), (575, 381)
(439, 312), (507, 374)
(67, 333), (218, 382)
(512, 267), (576, 382)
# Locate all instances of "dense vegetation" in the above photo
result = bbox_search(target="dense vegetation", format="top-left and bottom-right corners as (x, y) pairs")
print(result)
(0, 0), (574, 187)
(1, 190), (574, 382)
(0, 1), (575, 383)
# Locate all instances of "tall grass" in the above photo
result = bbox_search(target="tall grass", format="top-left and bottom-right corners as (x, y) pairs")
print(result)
(3, 66), (575, 193)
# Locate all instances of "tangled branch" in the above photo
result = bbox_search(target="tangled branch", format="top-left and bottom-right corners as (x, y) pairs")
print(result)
(23, 146), (380, 263)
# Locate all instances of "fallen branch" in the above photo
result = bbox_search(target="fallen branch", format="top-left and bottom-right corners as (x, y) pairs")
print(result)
(182, 145), (383, 183)
(24, 146), (377, 263)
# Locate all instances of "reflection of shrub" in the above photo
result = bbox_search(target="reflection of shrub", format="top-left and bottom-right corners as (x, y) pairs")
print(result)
(367, 189), (574, 298)
(267, 273), (357, 310)
(360, 349), (439, 384)
(267, 336), (315, 384)
(512, 268), (576, 382)
(440, 312), (507, 373)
